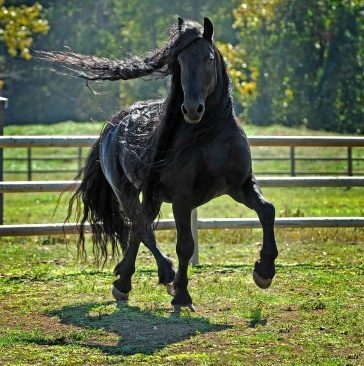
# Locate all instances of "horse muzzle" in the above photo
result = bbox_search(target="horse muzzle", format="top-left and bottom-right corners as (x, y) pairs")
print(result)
(181, 102), (205, 124)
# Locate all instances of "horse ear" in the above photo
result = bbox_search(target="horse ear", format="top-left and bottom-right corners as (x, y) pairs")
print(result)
(203, 17), (214, 41)
(178, 17), (185, 32)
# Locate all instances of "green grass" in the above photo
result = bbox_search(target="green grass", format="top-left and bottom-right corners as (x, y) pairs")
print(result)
(4, 186), (364, 226)
(0, 121), (363, 365)
(0, 231), (363, 365)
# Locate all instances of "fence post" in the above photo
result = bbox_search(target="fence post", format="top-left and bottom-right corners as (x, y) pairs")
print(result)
(27, 147), (32, 181)
(290, 146), (296, 176)
(77, 147), (82, 172)
(0, 97), (8, 225)
(189, 208), (199, 266)
(347, 147), (353, 176)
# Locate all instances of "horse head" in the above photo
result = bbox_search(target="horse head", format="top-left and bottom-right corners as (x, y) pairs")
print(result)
(177, 17), (217, 124)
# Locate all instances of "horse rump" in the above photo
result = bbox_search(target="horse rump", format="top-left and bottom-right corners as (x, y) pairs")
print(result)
(66, 127), (129, 265)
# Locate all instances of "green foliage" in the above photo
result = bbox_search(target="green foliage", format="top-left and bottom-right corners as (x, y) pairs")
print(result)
(225, 0), (364, 133)
(0, 0), (48, 59)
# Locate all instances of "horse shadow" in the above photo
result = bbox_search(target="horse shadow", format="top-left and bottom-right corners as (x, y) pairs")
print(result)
(46, 301), (229, 355)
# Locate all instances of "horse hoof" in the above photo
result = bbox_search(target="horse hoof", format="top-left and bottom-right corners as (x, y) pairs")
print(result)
(112, 286), (129, 301)
(165, 283), (176, 296)
(173, 304), (196, 313)
(253, 271), (272, 289)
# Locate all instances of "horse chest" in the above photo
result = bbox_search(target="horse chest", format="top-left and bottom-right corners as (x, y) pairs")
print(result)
(158, 143), (232, 204)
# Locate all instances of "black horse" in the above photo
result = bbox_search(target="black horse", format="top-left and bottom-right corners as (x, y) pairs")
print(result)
(38, 18), (278, 311)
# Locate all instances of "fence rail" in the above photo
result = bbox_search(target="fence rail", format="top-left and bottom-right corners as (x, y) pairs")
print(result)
(1, 217), (364, 237)
(2, 135), (364, 147)
(0, 136), (97, 147)
(2, 136), (364, 179)
(3, 157), (364, 177)
(0, 176), (364, 193)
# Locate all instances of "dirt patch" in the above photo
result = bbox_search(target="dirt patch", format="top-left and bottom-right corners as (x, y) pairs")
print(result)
(0, 309), (79, 335)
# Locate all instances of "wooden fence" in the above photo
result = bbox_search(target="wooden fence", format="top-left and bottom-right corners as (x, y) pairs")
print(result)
(2, 136), (364, 178)
(1, 135), (364, 265)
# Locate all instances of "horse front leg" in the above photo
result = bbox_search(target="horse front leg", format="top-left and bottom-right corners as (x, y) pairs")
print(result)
(229, 175), (278, 289)
(171, 201), (195, 311)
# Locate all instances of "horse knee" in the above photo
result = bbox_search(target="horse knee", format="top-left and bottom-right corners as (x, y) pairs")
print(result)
(176, 238), (195, 261)
(258, 201), (275, 225)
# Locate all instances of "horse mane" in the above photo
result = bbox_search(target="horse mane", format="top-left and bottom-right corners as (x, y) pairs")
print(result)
(35, 20), (204, 81)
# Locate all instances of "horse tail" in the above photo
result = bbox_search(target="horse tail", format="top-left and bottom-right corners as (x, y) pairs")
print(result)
(66, 129), (129, 265)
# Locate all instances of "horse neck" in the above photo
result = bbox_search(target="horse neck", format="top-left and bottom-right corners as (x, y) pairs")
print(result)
(197, 56), (235, 130)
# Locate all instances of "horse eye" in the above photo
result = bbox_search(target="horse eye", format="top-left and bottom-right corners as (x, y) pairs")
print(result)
(207, 54), (215, 63)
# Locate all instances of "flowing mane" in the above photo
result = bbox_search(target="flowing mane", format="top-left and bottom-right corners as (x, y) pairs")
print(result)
(36, 20), (204, 81)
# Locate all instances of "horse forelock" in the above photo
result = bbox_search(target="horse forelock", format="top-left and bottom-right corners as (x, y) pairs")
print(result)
(153, 20), (204, 71)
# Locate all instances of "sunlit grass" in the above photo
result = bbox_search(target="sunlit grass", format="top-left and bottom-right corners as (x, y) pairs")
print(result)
(0, 229), (363, 365)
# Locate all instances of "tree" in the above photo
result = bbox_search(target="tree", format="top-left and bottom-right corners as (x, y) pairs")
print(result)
(0, 0), (48, 66)
(224, 0), (364, 133)
(5, 0), (120, 123)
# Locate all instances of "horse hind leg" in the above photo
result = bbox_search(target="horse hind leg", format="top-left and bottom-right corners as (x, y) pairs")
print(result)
(112, 232), (140, 301)
(108, 185), (139, 301)
(100, 145), (175, 299)
(112, 227), (176, 300)
(138, 201), (176, 295)
(229, 175), (278, 289)
(114, 206), (177, 299)
(110, 185), (176, 300)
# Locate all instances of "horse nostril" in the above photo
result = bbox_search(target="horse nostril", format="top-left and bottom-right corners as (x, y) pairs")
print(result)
(181, 105), (187, 115)
(197, 104), (204, 114)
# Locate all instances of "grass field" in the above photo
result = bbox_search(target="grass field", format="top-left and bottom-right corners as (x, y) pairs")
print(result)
(0, 122), (363, 365)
